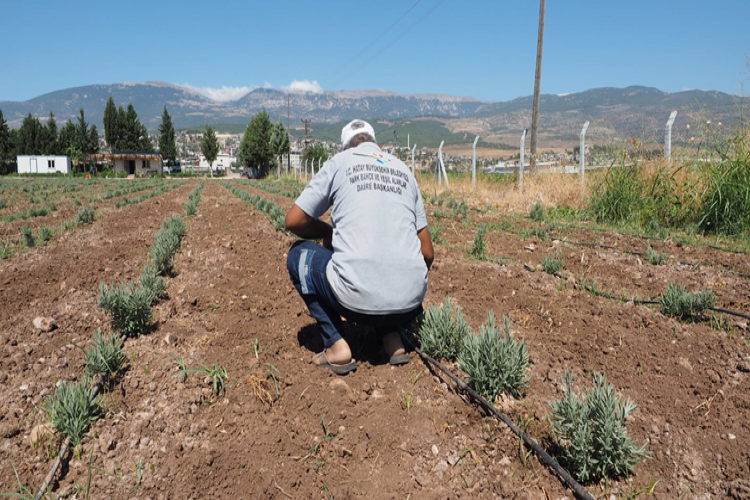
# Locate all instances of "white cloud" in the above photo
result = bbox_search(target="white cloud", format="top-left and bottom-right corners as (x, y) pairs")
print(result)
(180, 83), (255, 102)
(263, 81), (273, 89)
(681, 86), (695, 92)
(282, 80), (324, 94)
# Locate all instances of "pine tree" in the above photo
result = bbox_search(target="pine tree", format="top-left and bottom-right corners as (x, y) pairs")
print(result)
(0, 109), (12, 172)
(16, 114), (43, 155)
(269, 119), (290, 176)
(200, 125), (219, 178)
(103, 96), (119, 151)
(158, 106), (177, 166)
(43, 111), (59, 155)
(238, 110), (274, 178)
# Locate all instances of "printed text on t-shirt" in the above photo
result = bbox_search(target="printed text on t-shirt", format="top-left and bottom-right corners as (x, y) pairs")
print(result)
(345, 163), (408, 195)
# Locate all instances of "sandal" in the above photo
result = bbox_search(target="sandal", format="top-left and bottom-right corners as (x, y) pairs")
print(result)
(311, 351), (357, 375)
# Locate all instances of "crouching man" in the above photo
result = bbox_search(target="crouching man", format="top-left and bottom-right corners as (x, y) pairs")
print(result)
(285, 119), (434, 375)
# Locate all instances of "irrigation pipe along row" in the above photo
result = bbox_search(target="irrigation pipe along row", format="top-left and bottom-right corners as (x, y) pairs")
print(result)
(400, 334), (595, 500)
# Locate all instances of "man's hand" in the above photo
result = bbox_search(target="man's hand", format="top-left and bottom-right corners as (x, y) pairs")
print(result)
(285, 204), (333, 243)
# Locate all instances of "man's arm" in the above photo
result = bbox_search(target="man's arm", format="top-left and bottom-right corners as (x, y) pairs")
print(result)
(417, 226), (434, 271)
(285, 204), (333, 249)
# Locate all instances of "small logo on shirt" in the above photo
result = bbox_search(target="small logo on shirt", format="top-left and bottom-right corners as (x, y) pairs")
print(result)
(371, 152), (391, 164)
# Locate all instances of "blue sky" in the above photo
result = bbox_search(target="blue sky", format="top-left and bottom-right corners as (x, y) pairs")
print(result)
(1, 0), (748, 103)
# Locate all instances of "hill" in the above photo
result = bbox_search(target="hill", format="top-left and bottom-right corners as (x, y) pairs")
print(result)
(1, 82), (746, 147)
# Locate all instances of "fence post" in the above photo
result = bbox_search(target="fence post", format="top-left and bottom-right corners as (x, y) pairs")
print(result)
(519, 129), (527, 193)
(665, 110), (677, 159)
(411, 144), (417, 175)
(472, 135), (479, 188)
(580, 121), (589, 187)
(437, 141), (444, 186)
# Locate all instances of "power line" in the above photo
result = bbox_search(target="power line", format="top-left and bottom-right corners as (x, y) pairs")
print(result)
(334, 0), (446, 88)
(328, 0), (422, 83)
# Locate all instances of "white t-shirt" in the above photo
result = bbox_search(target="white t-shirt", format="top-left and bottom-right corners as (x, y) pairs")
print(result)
(294, 142), (428, 314)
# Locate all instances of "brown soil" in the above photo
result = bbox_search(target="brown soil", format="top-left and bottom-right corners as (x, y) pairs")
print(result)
(1, 179), (749, 499)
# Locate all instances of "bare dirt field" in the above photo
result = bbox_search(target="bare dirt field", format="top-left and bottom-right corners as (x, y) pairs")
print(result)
(1, 178), (749, 499)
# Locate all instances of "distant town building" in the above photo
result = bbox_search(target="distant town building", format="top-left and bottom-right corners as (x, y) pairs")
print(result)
(17, 155), (71, 174)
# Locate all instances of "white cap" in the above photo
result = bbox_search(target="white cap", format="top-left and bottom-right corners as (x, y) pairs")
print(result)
(341, 119), (376, 150)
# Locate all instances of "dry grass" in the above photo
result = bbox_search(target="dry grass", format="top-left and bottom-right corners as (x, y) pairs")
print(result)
(416, 171), (590, 215)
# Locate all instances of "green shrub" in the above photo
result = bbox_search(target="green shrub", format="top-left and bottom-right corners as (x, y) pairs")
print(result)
(43, 375), (100, 446)
(75, 207), (95, 226)
(542, 250), (564, 275)
(85, 331), (127, 377)
(98, 281), (153, 338)
(39, 225), (53, 243)
(74, 199), (82, 207)
(0, 197), (6, 209)
(417, 298), (469, 360)
(139, 265), (167, 303)
(150, 215), (186, 275)
(644, 244), (667, 265)
(458, 313), (529, 399)
(659, 282), (715, 320)
(20, 225), (35, 247)
(530, 202), (545, 222)
(548, 371), (649, 483)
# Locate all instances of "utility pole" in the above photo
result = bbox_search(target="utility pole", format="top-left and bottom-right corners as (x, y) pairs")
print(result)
(301, 118), (311, 152)
(529, 0), (546, 174)
(287, 94), (291, 174)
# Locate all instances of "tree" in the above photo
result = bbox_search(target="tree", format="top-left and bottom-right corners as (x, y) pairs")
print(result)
(158, 106), (177, 168)
(0, 109), (13, 173)
(119, 104), (152, 151)
(16, 114), (44, 155)
(103, 96), (119, 151)
(269, 119), (290, 176)
(200, 125), (219, 178)
(302, 143), (329, 172)
(238, 110), (274, 178)
(42, 111), (59, 155)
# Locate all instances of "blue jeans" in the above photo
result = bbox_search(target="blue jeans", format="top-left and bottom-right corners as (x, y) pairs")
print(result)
(286, 240), (422, 348)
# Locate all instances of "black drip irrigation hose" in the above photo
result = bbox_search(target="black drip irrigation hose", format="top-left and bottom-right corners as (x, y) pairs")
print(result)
(401, 335), (595, 500)
(560, 238), (750, 280)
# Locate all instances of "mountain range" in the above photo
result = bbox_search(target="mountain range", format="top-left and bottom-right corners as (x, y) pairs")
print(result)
(1, 82), (746, 146)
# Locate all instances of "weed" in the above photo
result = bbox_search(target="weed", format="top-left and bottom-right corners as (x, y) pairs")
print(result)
(267, 364), (282, 396)
(85, 332), (127, 378)
(43, 375), (100, 447)
(709, 313), (733, 333)
(458, 313), (530, 399)
(542, 250), (564, 275)
(191, 362), (229, 396)
(0, 240), (14, 259)
(418, 297), (470, 360)
(659, 282), (715, 320)
(548, 370), (649, 483)
(75, 207), (95, 226)
(644, 244), (668, 265)
(470, 224), (487, 260)
(302, 415), (338, 462)
(171, 354), (188, 382)
(530, 202), (545, 222)
(252, 338), (260, 358)
(74, 199), (82, 207)
(697, 133), (750, 235)
(587, 163), (644, 224)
